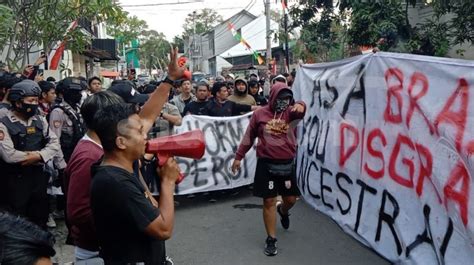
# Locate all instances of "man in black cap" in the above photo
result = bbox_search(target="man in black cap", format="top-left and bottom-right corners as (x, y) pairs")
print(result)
(109, 82), (150, 106)
(0, 80), (61, 228)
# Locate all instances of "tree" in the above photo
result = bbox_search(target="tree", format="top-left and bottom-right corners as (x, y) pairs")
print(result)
(139, 30), (170, 75)
(436, 0), (474, 45)
(289, 0), (472, 61)
(0, 0), (124, 70)
(172, 35), (185, 53)
(182, 8), (223, 37)
(347, 0), (411, 51)
(0, 4), (13, 54)
(107, 13), (148, 47)
(289, 0), (348, 62)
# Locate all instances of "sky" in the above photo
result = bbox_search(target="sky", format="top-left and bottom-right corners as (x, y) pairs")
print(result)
(118, 0), (268, 41)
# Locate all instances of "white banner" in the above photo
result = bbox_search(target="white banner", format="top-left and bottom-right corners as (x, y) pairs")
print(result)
(292, 52), (474, 264)
(174, 113), (256, 195)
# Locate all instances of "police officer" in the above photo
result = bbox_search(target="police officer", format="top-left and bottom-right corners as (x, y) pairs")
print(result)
(0, 72), (22, 118)
(49, 77), (86, 163)
(0, 79), (61, 228)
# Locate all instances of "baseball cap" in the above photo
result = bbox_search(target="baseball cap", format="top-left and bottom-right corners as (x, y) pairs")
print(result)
(278, 89), (293, 99)
(109, 83), (149, 105)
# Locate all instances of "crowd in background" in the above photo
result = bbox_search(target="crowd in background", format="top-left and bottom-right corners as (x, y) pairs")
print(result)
(0, 53), (298, 264)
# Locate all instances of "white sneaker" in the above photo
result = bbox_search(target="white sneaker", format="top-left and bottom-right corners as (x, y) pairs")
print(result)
(165, 256), (174, 265)
(47, 214), (56, 228)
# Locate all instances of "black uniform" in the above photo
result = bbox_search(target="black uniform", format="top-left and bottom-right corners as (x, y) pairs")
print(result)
(0, 113), (61, 228)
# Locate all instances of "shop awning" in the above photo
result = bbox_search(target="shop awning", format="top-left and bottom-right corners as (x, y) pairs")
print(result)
(101, 71), (120, 78)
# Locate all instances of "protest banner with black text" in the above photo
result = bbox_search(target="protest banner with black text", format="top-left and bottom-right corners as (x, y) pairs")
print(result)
(174, 113), (256, 195)
(292, 52), (474, 264)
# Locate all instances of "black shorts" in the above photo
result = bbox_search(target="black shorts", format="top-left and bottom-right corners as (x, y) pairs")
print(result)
(253, 158), (301, 199)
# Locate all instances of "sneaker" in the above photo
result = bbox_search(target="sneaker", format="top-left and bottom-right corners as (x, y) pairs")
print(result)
(264, 236), (278, 256)
(46, 214), (56, 228)
(277, 202), (290, 230)
(165, 256), (174, 265)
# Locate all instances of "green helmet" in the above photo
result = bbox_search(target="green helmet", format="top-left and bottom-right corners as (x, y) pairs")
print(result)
(7, 79), (41, 102)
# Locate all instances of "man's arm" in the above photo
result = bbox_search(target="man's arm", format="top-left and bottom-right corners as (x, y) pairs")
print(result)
(289, 101), (306, 121)
(232, 113), (258, 173)
(38, 116), (61, 163)
(139, 47), (185, 133)
(144, 157), (180, 240)
(163, 105), (182, 126)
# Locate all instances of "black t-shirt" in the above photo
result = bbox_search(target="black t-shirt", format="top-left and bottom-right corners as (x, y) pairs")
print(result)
(203, 99), (252, 117)
(183, 101), (209, 115)
(183, 97), (192, 105)
(90, 165), (165, 264)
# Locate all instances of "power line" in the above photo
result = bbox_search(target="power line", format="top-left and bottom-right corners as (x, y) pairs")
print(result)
(211, 0), (258, 42)
(120, 0), (204, 7)
(128, 6), (246, 12)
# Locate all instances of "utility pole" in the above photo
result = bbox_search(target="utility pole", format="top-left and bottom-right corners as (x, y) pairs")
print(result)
(265, 0), (272, 71)
(283, 0), (290, 73)
(191, 10), (197, 73)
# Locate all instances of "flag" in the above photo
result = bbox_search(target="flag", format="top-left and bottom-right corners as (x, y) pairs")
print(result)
(49, 20), (78, 70)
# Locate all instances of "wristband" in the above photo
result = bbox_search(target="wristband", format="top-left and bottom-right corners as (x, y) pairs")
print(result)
(162, 76), (175, 86)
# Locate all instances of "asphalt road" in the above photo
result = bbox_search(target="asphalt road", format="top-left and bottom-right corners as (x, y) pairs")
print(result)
(53, 188), (390, 265)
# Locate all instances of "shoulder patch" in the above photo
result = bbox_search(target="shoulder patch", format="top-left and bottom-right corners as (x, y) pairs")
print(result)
(0, 130), (4, 141)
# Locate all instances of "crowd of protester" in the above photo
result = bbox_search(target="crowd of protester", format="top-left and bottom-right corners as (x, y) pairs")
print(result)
(0, 50), (299, 264)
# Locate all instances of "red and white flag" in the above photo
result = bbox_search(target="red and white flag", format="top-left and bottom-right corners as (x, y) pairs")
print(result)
(48, 20), (78, 70)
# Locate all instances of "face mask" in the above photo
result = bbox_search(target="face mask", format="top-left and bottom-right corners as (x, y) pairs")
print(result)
(274, 98), (290, 113)
(19, 102), (38, 117)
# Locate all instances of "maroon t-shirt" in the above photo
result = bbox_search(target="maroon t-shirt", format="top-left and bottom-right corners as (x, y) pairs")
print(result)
(65, 138), (103, 251)
(235, 84), (306, 161)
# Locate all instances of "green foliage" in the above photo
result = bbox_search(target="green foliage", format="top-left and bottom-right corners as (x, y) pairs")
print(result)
(406, 17), (450, 56)
(0, 4), (13, 50)
(107, 14), (148, 46)
(448, 0), (474, 45)
(347, 0), (410, 50)
(289, 1), (349, 62)
(289, 0), (472, 61)
(139, 30), (170, 73)
(172, 36), (185, 53)
(1, 0), (124, 69)
(182, 8), (223, 37)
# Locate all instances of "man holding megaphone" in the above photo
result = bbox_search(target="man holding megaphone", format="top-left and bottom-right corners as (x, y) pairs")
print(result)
(90, 47), (185, 265)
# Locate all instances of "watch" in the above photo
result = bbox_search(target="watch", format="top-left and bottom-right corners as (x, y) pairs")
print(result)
(162, 76), (175, 86)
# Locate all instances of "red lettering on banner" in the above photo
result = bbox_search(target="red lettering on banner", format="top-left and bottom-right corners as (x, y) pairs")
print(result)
(443, 162), (471, 225)
(414, 143), (442, 203)
(384, 68), (404, 124)
(389, 134), (415, 188)
(406, 72), (434, 134)
(339, 123), (359, 168)
(364, 129), (387, 179)
(434, 78), (469, 152)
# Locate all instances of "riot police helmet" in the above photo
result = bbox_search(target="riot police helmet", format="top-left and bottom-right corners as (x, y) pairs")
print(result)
(7, 79), (41, 102)
(56, 77), (85, 95)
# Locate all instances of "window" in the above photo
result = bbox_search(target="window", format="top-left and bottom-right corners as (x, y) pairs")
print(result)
(209, 32), (214, 54)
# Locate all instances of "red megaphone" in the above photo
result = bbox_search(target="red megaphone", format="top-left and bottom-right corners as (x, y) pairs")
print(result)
(178, 56), (192, 80)
(146, 130), (205, 184)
